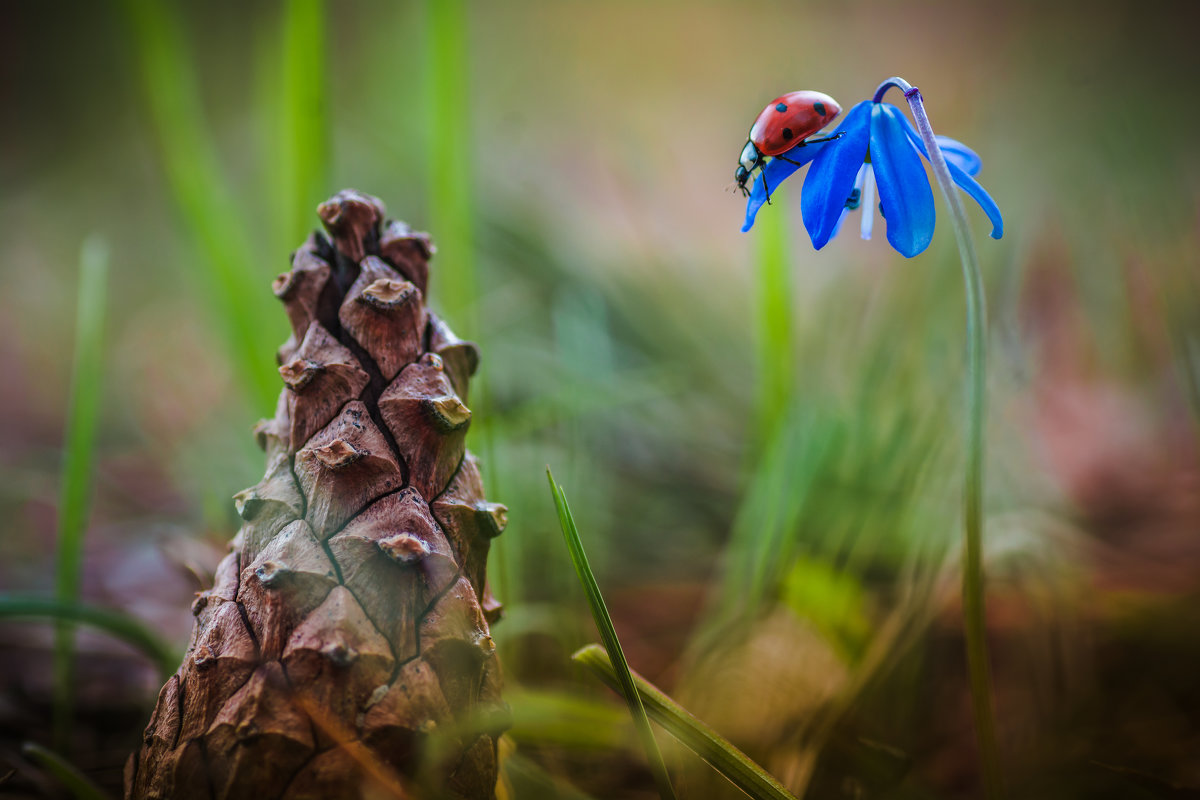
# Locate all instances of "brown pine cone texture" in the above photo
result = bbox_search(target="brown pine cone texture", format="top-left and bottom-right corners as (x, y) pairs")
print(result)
(127, 190), (509, 799)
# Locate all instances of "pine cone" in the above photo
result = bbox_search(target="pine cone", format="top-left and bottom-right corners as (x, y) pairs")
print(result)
(127, 190), (509, 799)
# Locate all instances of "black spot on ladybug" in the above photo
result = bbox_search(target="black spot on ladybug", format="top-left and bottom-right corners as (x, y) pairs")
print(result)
(814, 102), (827, 116)
(775, 103), (788, 113)
(782, 128), (794, 141)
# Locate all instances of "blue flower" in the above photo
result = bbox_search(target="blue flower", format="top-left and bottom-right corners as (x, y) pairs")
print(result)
(742, 100), (1003, 258)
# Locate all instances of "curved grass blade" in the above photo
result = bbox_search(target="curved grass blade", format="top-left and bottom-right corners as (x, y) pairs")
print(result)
(21, 743), (109, 800)
(506, 687), (634, 750)
(573, 644), (799, 800)
(546, 468), (677, 800)
(0, 596), (178, 680)
(501, 748), (599, 800)
(53, 237), (108, 750)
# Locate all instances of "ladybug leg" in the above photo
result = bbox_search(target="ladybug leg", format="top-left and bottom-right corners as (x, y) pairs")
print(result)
(761, 168), (773, 204)
(802, 131), (846, 146)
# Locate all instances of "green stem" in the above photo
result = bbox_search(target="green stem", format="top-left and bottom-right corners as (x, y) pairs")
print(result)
(53, 238), (108, 752)
(753, 193), (793, 451)
(119, 0), (280, 411)
(892, 79), (1002, 799)
(424, 0), (476, 333)
(278, 0), (329, 249)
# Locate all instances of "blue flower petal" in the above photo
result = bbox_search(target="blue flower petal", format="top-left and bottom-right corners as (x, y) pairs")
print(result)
(900, 117), (1003, 240)
(801, 101), (872, 249)
(871, 103), (936, 258)
(935, 136), (982, 176)
(944, 159), (1003, 240)
(741, 147), (817, 232)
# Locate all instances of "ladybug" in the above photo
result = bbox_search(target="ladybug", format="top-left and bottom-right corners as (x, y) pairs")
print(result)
(735, 90), (844, 199)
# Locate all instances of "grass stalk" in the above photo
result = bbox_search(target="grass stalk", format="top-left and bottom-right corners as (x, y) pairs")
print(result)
(3, 596), (178, 680)
(546, 469), (677, 800)
(423, 0), (476, 333)
(753, 193), (793, 450)
(52, 237), (108, 751)
(573, 644), (799, 800)
(119, 0), (279, 411)
(21, 742), (109, 800)
(277, 0), (329, 249)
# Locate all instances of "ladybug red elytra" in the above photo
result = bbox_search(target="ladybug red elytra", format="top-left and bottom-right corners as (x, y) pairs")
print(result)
(735, 90), (844, 199)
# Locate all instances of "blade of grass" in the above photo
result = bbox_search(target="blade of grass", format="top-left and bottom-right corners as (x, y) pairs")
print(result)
(502, 758), (598, 800)
(277, 0), (329, 250)
(21, 743), (109, 800)
(753, 193), (793, 451)
(573, 644), (799, 800)
(52, 237), (108, 751)
(423, 0), (476, 332)
(118, 0), (280, 410)
(546, 468), (676, 800)
(1, 597), (179, 680)
(505, 687), (631, 750)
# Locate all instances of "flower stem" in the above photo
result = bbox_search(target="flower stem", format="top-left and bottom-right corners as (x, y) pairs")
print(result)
(880, 78), (1003, 799)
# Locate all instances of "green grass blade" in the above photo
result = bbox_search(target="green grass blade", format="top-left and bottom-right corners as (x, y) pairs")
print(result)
(278, 0), (329, 249)
(21, 742), (109, 800)
(52, 237), (108, 750)
(424, 0), (476, 331)
(118, 0), (280, 410)
(753, 193), (792, 450)
(506, 687), (632, 750)
(546, 468), (677, 800)
(501, 749), (598, 800)
(1, 597), (179, 680)
(573, 644), (798, 800)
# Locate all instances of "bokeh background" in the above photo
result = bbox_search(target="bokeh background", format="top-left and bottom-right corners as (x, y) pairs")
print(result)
(2, 0), (1199, 797)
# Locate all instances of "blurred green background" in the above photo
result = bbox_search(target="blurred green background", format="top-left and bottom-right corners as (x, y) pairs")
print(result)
(2, 0), (1199, 797)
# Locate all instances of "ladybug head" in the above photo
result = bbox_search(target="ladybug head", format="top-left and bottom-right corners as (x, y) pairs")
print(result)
(736, 141), (761, 195)
(734, 165), (751, 196)
(735, 140), (761, 196)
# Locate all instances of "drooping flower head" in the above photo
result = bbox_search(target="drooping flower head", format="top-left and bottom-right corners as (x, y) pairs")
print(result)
(741, 86), (1003, 259)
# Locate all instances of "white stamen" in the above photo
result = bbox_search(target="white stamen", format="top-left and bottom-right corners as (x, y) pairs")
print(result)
(860, 166), (877, 241)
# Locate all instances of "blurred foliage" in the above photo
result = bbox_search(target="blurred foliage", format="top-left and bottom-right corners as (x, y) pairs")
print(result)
(2, 0), (1199, 797)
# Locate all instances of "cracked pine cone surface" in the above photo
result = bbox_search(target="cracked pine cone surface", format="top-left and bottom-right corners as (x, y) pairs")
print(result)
(127, 190), (509, 800)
